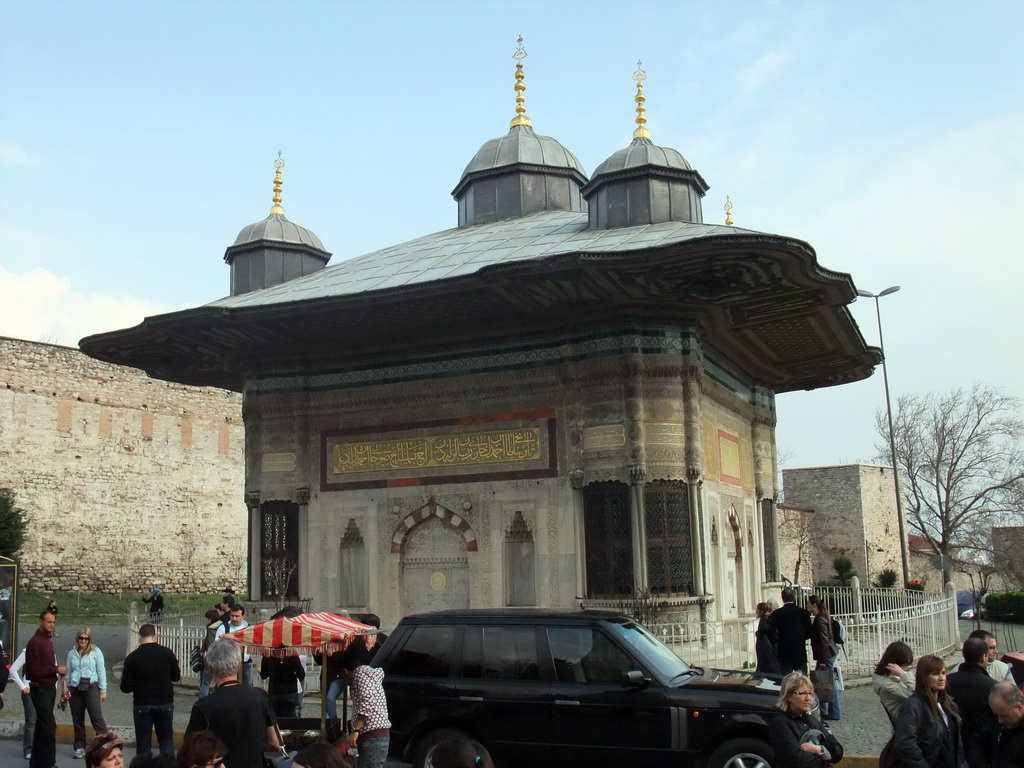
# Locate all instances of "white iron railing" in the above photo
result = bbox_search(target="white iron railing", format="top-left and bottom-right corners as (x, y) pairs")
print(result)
(647, 586), (958, 679)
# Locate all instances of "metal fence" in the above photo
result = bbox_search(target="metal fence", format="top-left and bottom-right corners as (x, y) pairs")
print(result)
(125, 603), (324, 692)
(647, 585), (958, 679)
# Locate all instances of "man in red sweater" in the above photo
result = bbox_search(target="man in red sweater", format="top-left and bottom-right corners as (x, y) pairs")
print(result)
(25, 610), (67, 768)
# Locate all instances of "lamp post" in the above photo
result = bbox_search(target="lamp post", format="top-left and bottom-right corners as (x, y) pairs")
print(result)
(857, 286), (910, 587)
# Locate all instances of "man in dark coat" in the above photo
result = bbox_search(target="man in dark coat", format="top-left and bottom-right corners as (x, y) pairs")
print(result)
(25, 610), (67, 768)
(120, 623), (181, 759)
(985, 681), (1024, 768)
(771, 588), (812, 674)
(947, 636), (997, 768)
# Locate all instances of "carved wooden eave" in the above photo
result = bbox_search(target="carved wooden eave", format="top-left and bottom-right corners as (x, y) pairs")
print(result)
(80, 225), (880, 394)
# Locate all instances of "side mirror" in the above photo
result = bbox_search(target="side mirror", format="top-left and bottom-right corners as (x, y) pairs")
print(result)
(622, 669), (650, 687)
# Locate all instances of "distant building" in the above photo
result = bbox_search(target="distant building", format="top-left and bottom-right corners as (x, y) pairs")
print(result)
(81, 52), (880, 626)
(780, 464), (905, 587)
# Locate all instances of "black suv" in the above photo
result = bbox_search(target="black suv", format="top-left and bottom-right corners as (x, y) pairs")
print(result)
(373, 609), (782, 768)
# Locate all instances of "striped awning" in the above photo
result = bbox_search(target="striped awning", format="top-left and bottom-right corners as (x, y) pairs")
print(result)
(223, 611), (377, 657)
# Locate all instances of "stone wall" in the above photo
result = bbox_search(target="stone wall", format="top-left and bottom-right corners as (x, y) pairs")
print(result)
(0, 337), (247, 594)
(781, 464), (904, 587)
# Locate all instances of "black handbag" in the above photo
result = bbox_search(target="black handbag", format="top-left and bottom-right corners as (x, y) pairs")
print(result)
(810, 668), (835, 704)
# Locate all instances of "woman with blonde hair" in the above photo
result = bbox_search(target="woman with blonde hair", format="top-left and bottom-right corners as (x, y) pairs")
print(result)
(893, 654), (966, 768)
(67, 627), (109, 759)
(770, 672), (843, 767)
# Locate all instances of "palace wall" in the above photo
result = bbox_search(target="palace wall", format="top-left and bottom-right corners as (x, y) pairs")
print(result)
(0, 337), (247, 594)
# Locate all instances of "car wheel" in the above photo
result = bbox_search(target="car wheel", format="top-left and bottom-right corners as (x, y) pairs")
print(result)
(412, 727), (475, 768)
(706, 737), (774, 768)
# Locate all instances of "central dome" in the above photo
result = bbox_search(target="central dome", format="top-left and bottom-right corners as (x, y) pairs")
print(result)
(459, 124), (587, 179)
(452, 125), (589, 227)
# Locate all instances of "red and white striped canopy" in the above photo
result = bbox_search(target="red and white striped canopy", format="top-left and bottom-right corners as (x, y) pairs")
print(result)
(223, 611), (377, 657)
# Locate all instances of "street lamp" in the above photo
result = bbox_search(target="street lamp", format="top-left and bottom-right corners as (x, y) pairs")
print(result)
(857, 286), (910, 587)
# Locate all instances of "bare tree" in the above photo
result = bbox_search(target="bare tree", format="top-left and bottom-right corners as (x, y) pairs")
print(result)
(878, 384), (1024, 584)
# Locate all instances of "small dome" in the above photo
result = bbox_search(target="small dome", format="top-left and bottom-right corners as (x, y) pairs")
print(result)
(458, 125), (587, 180)
(591, 137), (694, 177)
(232, 213), (326, 252)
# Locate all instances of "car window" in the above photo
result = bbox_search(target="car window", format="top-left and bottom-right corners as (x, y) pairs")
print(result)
(606, 619), (691, 680)
(463, 626), (540, 680)
(388, 625), (458, 677)
(547, 626), (636, 683)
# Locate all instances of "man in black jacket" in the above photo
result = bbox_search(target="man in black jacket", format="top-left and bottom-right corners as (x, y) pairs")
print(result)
(985, 681), (1024, 768)
(771, 589), (812, 674)
(947, 637), (996, 768)
(120, 623), (181, 759)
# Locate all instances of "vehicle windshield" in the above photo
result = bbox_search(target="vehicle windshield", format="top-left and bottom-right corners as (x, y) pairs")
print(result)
(607, 618), (692, 680)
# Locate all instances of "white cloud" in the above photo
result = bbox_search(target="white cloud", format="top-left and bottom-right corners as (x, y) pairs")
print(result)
(735, 48), (795, 93)
(0, 140), (40, 166)
(0, 266), (171, 347)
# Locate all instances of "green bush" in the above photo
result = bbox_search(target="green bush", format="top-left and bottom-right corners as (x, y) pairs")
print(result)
(875, 568), (899, 589)
(985, 592), (1024, 622)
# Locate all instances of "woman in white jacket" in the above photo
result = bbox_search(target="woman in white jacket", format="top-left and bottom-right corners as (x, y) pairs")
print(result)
(871, 640), (915, 726)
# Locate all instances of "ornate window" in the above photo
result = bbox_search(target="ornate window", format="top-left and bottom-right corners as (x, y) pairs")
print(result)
(644, 481), (692, 597)
(261, 500), (299, 599)
(583, 481), (632, 598)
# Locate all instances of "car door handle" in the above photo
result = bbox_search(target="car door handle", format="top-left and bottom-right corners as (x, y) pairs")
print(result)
(458, 696), (484, 701)
(554, 699), (580, 706)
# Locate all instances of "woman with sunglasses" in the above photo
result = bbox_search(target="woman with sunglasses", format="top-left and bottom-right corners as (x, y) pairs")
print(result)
(178, 729), (229, 768)
(84, 732), (124, 768)
(67, 627), (109, 759)
(770, 672), (844, 767)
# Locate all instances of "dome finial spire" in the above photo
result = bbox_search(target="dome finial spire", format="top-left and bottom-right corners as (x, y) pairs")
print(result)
(632, 61), (650, 139)
(270, 151), (285, 215)
(724, 195), (734, 226)
(510, 36), (533, 128)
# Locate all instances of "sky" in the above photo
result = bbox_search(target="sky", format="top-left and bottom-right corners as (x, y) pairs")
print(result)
(2, 1), (1022, 472)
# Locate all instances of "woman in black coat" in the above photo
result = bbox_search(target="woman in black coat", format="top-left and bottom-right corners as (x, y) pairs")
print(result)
(754, 602), (780, 674)
(893, 654), (967, 768)
(770, 672), (844, 767)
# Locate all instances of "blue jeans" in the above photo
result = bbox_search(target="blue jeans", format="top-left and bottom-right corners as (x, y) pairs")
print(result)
(198, 668), (212, 698)
(819, 656), (841, 719)
(21, 690), (36, 757)
(357, 735), (390, 768)
(133, 702), (175, 757)
(326, 678), (345, 719)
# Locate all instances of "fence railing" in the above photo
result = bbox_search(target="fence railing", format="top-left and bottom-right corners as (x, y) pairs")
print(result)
(125, 603), (324, 692)
(647, 585), (958, 679)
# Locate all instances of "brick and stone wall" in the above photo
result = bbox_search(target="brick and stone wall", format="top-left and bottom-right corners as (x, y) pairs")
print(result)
(0, 337), (246, 594)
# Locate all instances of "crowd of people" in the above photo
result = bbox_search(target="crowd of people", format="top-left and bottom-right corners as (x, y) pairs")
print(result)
(4, 589), (1024, 768)
(0, 598), (397, 768)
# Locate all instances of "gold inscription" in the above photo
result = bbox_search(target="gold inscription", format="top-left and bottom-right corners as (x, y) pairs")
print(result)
(332, 427), (542, 475)
(583, 424), (625, 450)
(646, 423), (685, 445)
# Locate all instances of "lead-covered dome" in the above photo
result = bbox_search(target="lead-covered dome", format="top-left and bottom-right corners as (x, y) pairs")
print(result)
(583, 65), (709, 229)
(223, 157), (331, 297)
(231, 212), (327, 252)
(452, 124), (589, 228)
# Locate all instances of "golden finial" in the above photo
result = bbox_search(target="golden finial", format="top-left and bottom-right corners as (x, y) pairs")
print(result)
(270, 151), (285, 215)
(632, 61), (650, 139)
(510, 36), (533, 128)
(724, 196), (734, 226)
